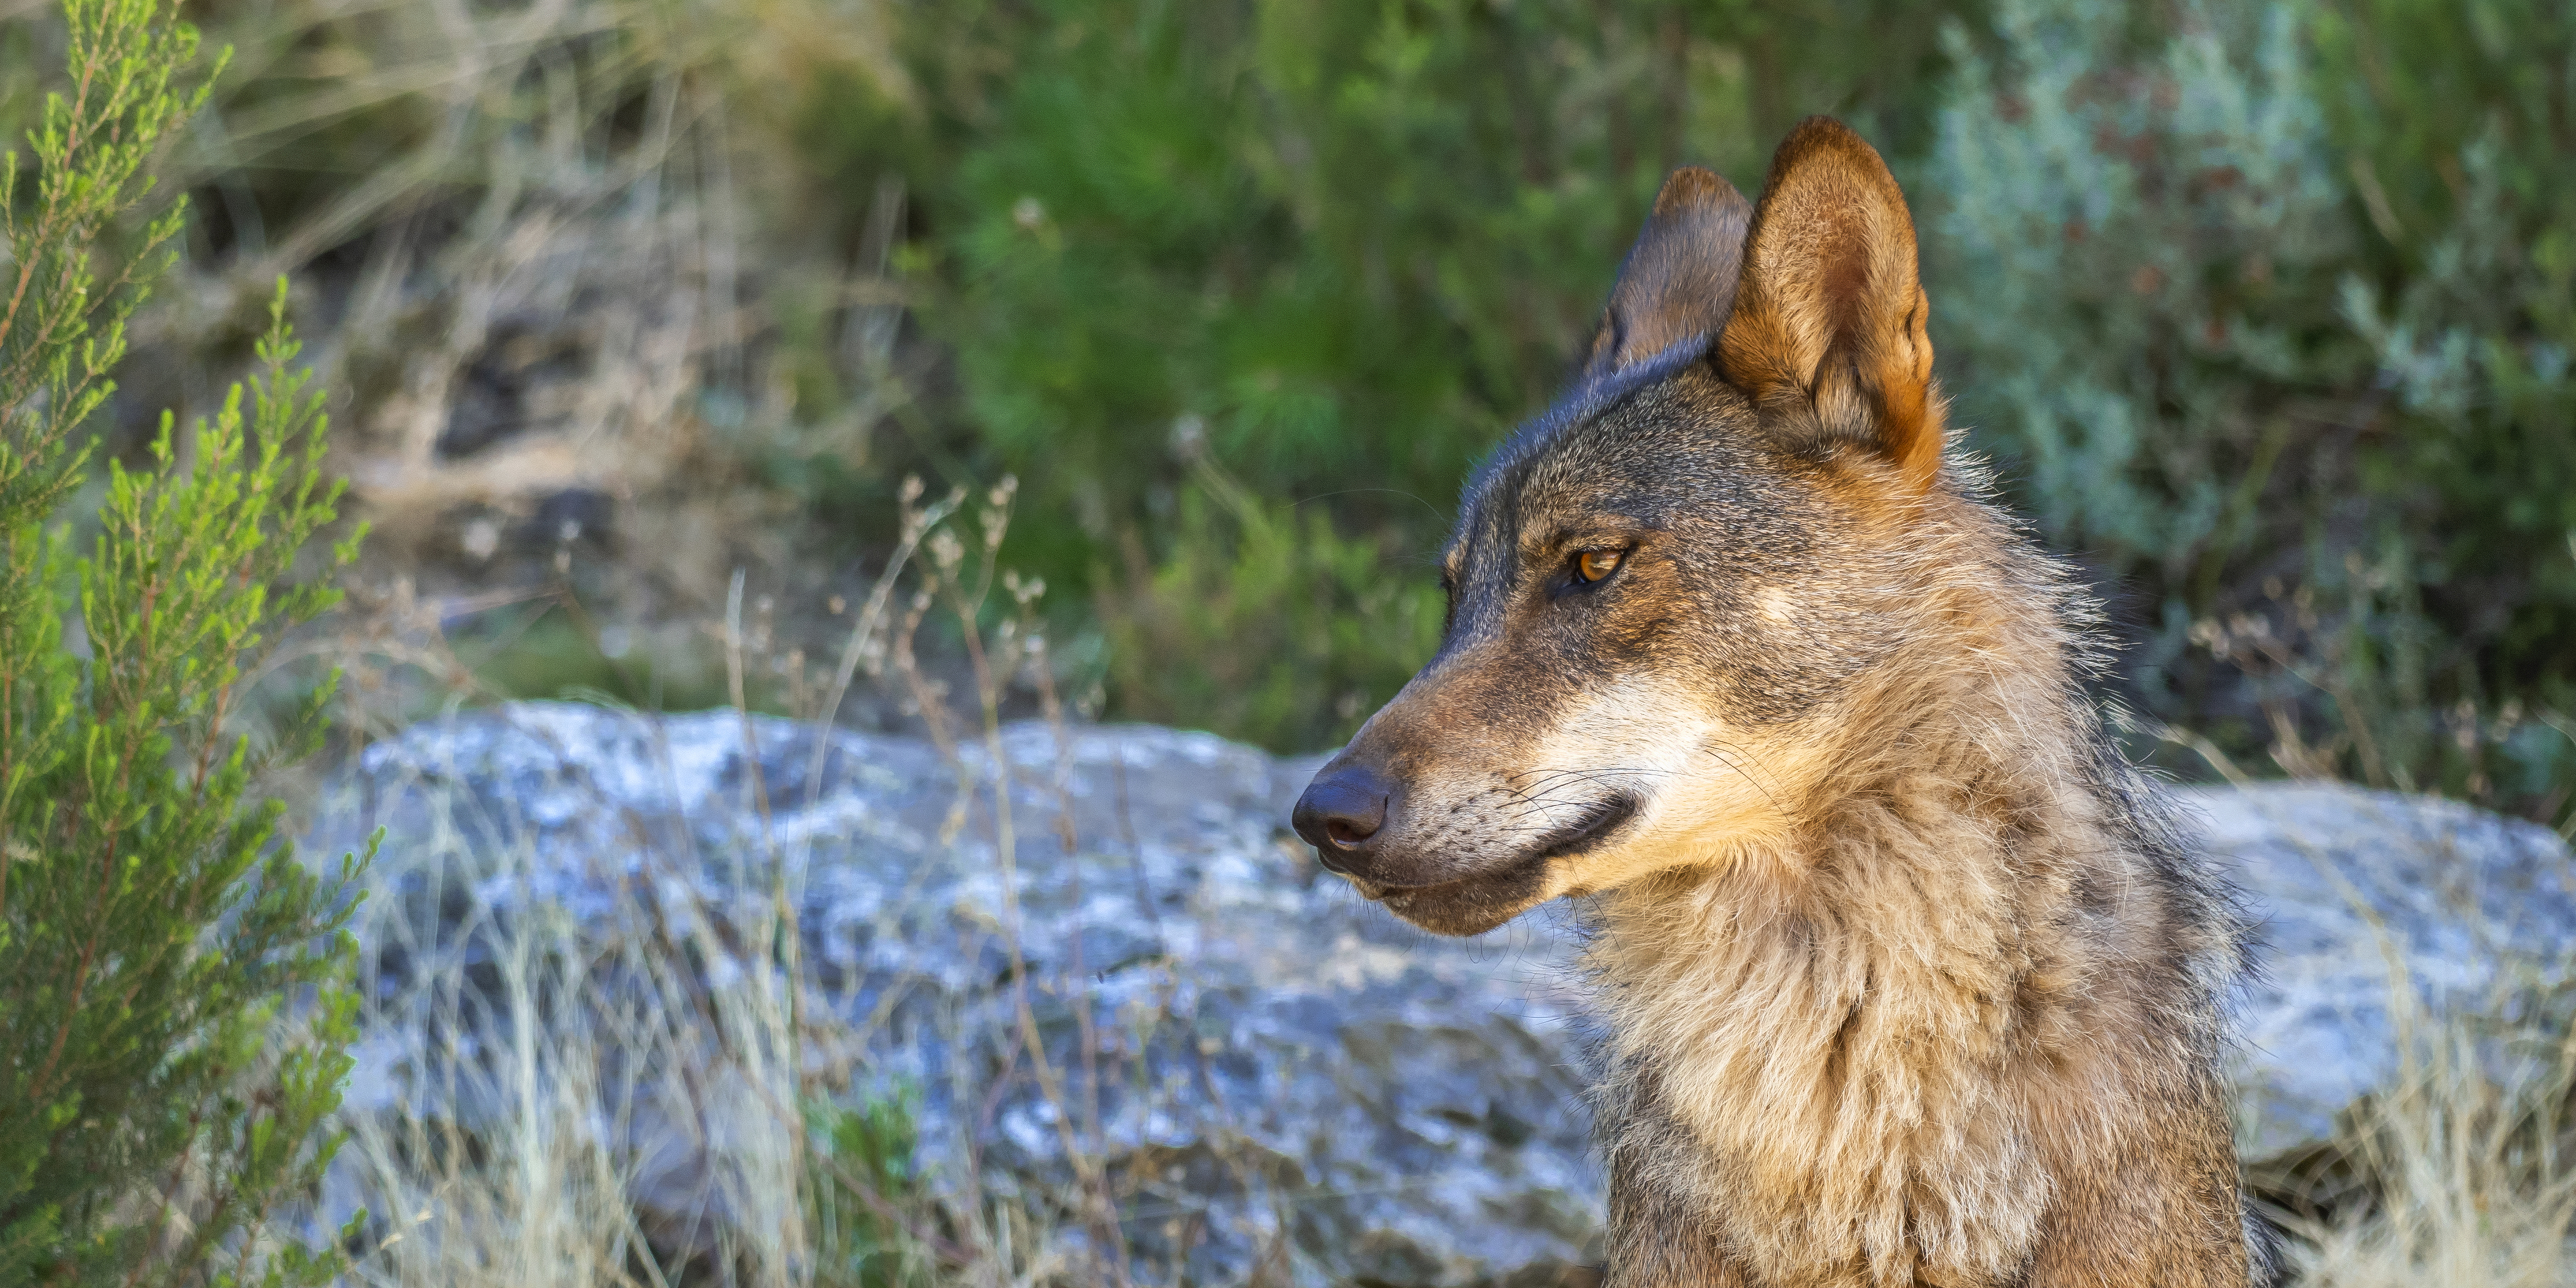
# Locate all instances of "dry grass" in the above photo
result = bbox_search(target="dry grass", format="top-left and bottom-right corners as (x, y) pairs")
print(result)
(141, 12), (1126, 1273)
(2279, 977), (2576, 1287)
(325, 637), (861, 1286)
(318, 479), (1154, 1288)
(95, 0), (931, 730)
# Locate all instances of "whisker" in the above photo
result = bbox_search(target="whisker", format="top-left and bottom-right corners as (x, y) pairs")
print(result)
(1693, 740), (1784, 815)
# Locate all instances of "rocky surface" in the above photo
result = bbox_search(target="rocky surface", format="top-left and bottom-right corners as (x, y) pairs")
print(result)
(311, 703), (2576, 1285)
(2204, 785), (2576, 1160)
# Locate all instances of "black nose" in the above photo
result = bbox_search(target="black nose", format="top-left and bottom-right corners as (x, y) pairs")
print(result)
(1292, 766), (1393, 870)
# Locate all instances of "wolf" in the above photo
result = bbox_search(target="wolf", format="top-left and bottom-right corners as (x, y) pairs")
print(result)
(1290, 118), (2271, 1287)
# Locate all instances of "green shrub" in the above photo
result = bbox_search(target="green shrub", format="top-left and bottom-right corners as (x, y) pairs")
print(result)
(1100, 440), (1445, 752)
(805, 1090), (928, 1288)
(0, 2), (367, 1282)
(1929, 0), (2576, 820)
(2316, 0), (2576, 766)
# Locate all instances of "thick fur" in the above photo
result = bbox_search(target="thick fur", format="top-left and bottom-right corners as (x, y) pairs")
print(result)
(1293, 119), (2272, 1286)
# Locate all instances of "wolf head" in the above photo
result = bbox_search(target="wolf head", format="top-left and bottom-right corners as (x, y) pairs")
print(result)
(1292, 118), (1980, 936)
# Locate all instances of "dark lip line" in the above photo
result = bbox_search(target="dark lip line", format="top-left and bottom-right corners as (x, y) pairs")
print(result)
(1358, 792), (1643, 901)
(1530, 792), (1642, 861)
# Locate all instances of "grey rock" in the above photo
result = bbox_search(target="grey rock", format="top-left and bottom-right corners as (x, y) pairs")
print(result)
(313, 705), (2574, 1283)
(316, 704), (1597, 1286)
(2179, 784), (2576, 1162)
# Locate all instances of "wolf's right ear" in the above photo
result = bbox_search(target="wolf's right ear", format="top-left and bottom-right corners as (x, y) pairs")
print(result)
(1719, 117), (1944, 492)
(1581, 167), (1754, 382)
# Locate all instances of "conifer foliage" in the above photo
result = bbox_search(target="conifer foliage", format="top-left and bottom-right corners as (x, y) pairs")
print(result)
(0, 2), (367, 1283)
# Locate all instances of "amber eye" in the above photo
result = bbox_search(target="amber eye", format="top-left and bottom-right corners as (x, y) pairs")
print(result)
(1573, 548), (1625, 584)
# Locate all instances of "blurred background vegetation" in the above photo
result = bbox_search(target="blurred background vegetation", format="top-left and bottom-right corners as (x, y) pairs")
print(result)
(3, 0), (2568, 825)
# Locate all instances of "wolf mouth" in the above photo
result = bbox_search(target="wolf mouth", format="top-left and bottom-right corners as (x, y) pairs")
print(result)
(1348, 792), (1643, 906)
(1530, 792), (1641, 860)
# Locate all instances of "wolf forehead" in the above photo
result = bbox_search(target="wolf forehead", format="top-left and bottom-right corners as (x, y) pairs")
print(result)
(1442, 361), (1817, 587)
(1418, 365), (1889, 736)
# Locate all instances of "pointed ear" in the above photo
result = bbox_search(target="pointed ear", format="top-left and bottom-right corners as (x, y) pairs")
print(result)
(1718, 117), (1944, 492)
(1581, 167), (1754, 380)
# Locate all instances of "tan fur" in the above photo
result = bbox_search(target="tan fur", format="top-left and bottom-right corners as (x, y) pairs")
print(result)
(1293, 118), (2266, 1287)
(1584, 484), (2249, 1287)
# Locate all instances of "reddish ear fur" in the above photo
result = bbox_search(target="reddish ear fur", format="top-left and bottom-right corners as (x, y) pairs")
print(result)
(1583, 167), (1755, 380)
(1718, 117), (1944, 492)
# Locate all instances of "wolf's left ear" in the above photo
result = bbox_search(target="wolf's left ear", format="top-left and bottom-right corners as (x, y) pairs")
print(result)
(1719, 117), (1944, 492)
(1581, 167), (1754, 381)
